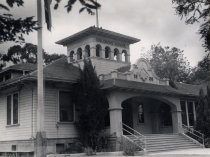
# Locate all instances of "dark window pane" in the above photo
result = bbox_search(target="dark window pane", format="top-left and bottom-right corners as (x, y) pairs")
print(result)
(59, 91), (74, 122)
(138, 104), (144, 123)
(13, 93), (18, 124)
(181, 100), (187, 125)
(7, 95), (11, 125)
(188, 101), (194, 126)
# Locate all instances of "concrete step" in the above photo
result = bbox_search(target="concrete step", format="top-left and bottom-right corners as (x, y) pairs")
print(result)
(124, 133), (203, 153)
(147, 142), (198, 148)
(146, 140), (196, 146)
(147, 145), (202, 153)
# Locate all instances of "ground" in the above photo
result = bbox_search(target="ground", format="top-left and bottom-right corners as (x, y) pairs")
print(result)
(47, 148), (210, 157)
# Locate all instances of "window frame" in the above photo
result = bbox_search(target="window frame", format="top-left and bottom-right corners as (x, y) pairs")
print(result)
(138, 103), (144, 124)
(58, 90), (75, 123)
(6, 92), (19, 126)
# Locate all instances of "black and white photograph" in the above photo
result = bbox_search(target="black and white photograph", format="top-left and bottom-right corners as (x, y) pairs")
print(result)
(0, 0), (210, 157)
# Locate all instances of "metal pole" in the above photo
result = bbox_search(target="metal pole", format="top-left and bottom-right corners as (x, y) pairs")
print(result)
(37, 0), (44, 134)
(36, 0), (46, 156)
(96, 0), (99, 27)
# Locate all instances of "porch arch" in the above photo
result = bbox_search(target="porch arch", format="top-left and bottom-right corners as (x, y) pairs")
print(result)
(107, 91), (182, 136)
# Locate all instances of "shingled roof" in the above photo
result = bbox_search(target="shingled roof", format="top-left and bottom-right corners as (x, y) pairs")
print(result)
(0, 57), (80, 89)
(56, 26), (140, 46)
(29, 57), (80, 82)
(0, 63), (36, 74)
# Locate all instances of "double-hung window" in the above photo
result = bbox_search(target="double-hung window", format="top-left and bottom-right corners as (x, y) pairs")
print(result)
(59, 91), (74, 122)
(7, 93), (19, 125)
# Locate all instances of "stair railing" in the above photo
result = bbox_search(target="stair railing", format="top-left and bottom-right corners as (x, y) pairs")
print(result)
(122, 122), (146, 151)
(182, 124), (204, 146)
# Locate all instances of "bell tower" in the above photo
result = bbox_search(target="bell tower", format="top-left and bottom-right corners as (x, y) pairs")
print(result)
(56, 26), (140, 75)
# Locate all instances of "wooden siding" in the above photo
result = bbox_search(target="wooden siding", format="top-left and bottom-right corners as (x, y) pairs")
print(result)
(43, 86), (78, 139)
(0, 84), (78, 142)
(0, 85), (33, 141)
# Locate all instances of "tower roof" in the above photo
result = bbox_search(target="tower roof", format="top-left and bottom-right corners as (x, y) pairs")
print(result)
(56, 26), (140, 46)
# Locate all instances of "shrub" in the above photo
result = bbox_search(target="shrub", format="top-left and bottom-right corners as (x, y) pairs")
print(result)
(121, 137), (137, 156)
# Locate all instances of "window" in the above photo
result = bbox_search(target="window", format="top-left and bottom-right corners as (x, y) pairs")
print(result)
(181, 100), (187, 125)
(138, 104), (144, 123)
(7, 93), (19, 125)
(59, 91), (74, 122)
(187, 101), (194, 126)
(181, 100), (196, 126)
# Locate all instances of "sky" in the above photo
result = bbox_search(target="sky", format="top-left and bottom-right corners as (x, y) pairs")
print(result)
(0, 0), (207, 67)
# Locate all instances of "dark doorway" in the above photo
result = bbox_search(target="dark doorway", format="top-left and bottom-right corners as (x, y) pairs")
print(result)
(122, 101), (133, 134)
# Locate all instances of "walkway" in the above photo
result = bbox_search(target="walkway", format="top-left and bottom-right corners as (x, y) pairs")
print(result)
(146, 148), (210, 157)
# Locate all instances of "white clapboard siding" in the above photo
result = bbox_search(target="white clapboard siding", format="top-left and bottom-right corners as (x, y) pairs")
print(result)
(0, 84), (77, 142)
(32, 86), (78, 139)
(0, 85), (33, 141)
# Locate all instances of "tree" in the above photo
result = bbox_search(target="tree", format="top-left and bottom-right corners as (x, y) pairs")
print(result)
(189, 53), (210, 84)
(147, 43), (191, 83)
(172, 0), (210, 52)
(0, 43), (65, 69)
(73, 59), (109, 151)
(195, 86), (210, 146)
(0, 0), (101, 43)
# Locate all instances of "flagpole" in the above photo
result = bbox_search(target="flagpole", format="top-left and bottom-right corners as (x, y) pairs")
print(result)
(96, 0), (99, 27)
(36, 0), (46, 156)
(37, 0), (44, 134)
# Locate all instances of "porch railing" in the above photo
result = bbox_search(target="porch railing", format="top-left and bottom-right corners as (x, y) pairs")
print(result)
(182, 124), (205, 146)
(122, 123), (146, 151)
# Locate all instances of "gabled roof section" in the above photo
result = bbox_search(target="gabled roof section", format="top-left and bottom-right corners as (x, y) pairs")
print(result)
(29, 57), (80, 82)
(0, 57), (81, 89)
(0, 63), (36, 74)
(56, 26), (140, 46)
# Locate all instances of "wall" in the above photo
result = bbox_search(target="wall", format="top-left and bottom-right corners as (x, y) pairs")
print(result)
(43, 86), (78, 139)
(0, 85), (33, 141)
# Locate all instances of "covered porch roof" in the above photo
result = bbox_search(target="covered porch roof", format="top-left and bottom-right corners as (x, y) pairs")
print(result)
(101, 79), (202, 98)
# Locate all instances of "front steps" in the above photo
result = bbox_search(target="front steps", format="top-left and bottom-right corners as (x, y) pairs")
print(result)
(126, 133), (203, 153)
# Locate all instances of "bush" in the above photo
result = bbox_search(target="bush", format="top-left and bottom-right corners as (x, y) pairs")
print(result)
(95, 134), (110, 152)
(121, 137), (137, 156)
(84, 147), (96, 156)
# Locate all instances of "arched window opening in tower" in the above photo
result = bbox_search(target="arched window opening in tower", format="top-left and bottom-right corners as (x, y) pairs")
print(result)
(84, 45), (90, 58)
(77, 48), (82, 60)
(105, 46), (111, 59)
(96, 44), (102, 57)
(114, 48), (120, 61)
(70, 51), (74, 62)
(122, 50), (127, 62)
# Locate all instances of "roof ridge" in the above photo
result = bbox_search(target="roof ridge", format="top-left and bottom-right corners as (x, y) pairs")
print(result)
(29, 56), (67, 76)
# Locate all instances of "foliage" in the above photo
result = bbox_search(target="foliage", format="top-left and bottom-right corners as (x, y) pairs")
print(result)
(0, 0), (37, 43)
(54, 0), (101, 15)
(0, 0), (101, 43)
(172, 0), (210, 52)
(0, 43), (65, 69)
(95, 134), (110, 152)
(147, 43), (191, 83)
(121, 137), (137, 156)
(195, 86), (210, 146)
(189, 53), (210, 84)
(73, 59), (109, 150)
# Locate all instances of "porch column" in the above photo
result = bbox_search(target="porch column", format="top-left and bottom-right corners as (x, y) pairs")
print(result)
(193, 101), (197, 122)
(107, 92), (123, 137)
(185, 101), (190, 127)
(109, 108), (123, 137)
(172, 110), (182, 133)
